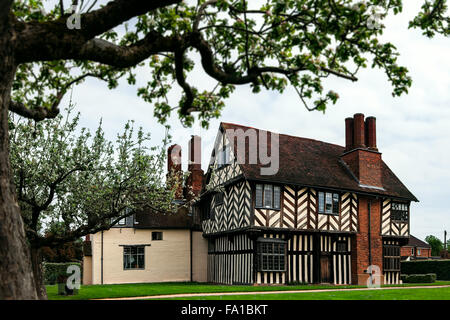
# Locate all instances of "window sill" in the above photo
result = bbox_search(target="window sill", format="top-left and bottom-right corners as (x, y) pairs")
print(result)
(123, 268), (145, 271)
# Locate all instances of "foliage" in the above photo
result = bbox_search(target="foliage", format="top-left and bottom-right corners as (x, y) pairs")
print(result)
(425, 235), (444, 256)
(8, 0), (449, 128)
(9, 106), (180, 248)
(401, 260), (450, 280)
(43, 262), (82, 285)
(401, 273), (436, 283)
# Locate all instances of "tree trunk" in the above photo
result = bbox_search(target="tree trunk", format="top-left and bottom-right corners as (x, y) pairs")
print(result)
(0, 23), (38, 300)
(30, 247), (48, 300)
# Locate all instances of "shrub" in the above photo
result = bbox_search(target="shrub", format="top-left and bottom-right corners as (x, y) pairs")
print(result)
(43, 262), (82, 285)
(401, 260), (450, 280)
(401, 273), (436, 283)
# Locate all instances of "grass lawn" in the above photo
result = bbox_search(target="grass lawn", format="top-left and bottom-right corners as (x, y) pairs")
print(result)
(46, 281), (450, 300)
(166, 286), (450, 300)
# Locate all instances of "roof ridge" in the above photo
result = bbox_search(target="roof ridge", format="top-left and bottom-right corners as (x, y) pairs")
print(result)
(220, 122), (345, 149)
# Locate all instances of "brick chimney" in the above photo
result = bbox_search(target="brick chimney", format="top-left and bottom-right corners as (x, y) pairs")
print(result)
(167, 144), (183, 199)
(342, 114), (383, 189)
(185, 135), (204, 199)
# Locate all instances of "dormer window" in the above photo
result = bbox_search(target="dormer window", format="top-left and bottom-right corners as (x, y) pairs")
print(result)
(318, 191), (339, 215)
(255, 184), (281, 210)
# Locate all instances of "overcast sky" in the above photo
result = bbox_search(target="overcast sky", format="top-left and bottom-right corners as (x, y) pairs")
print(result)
(59, 1), (449, 243)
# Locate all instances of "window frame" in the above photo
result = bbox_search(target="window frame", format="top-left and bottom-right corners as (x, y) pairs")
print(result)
(152, 231), (163, 241)
(317, 191), (340, 215)
(123, 246), (145, 270)
(390, 201), (409, 222)
(255, 184), (281, 210)
(383, 245), (401, 271)
(256, 238), (286, 272)
(336, 241), (348, 253)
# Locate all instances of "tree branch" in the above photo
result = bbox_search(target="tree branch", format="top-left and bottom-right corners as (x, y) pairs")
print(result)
(174, 48), (195, 115)
(14, 0), (181, 63)
(9, 72), (101, 120)
(73, 33), (182, 67)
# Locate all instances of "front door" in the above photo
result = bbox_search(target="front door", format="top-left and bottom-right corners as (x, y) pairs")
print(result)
(320, 256), (332, 283)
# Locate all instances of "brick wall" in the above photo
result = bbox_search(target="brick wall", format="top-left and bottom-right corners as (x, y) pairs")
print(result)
(352, 197), (383, 285)
(342, 149), (382, 188)
(402, 246), (432, 258)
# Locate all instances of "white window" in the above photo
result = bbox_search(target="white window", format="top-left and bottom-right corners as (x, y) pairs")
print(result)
(418, 249), (421, 256)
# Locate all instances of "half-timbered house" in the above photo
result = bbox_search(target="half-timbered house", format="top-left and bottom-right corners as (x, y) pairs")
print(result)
(83, 113), (418, 286)
(195, 113), (418, 286)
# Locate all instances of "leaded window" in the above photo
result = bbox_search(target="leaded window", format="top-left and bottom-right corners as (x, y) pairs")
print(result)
(257, 239), (286, 272)
(318, 191), (340, 215)
(256, 184), (263, 207)
(383, 245), (400, 271)
(336, 241), (347, 252)
(264, 184), (272, 208)
(123, 246), (145, 269)
(255, 184), (281, 210)
(391, 202), (408, 222)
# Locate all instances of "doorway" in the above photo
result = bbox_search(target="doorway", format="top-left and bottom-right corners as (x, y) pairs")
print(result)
(320, 255), (332, 283)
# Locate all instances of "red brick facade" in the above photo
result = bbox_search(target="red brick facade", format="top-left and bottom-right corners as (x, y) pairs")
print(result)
(352, 197), (384, 285)
(401, 246), (431, 259)
(342, 149), (382, 188)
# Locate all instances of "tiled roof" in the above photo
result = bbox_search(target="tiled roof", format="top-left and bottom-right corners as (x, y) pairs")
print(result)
(134, 206), (192, 229)
(221, 122), (418, 201)
(404, 235), (431, 248)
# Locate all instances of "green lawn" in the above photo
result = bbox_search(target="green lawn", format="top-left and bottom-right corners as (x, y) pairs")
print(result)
(167, 286), (450, 300)
(46, 281), (450, 300)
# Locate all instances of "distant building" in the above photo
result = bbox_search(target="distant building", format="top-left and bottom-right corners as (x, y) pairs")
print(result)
(401, 235), (431, 260)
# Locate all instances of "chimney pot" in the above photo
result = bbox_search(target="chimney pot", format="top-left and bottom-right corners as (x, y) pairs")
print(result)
(365, 116), (377, 150)
(345, 117), (354, 151)
(353, 113), (365, 148)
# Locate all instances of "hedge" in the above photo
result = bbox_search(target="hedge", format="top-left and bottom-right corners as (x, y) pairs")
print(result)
(43, 262), (82, 285)
(401, 260), (450, 280)
(400, 273), (436, 283)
